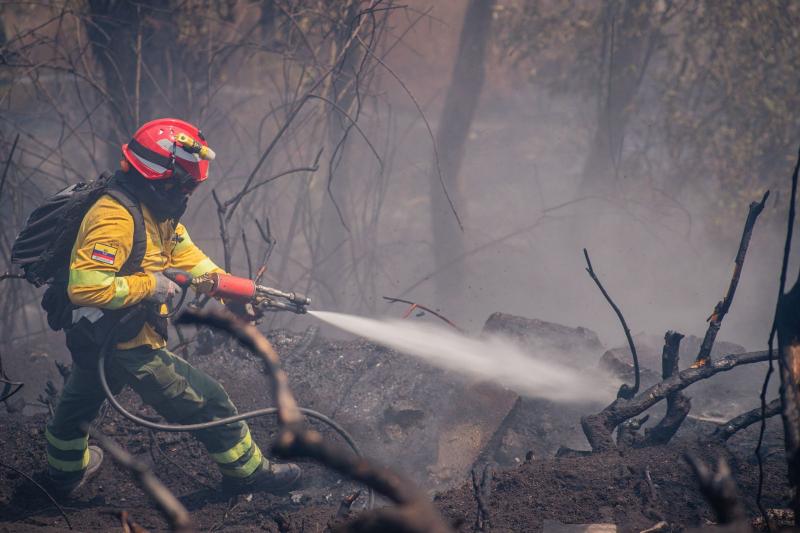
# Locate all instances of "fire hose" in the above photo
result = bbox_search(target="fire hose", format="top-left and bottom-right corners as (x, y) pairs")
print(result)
(95, 269), (374, 508)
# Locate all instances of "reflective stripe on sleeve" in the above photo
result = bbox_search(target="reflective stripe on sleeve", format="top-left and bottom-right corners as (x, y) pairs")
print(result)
(210, 430), (252, 464)
(45, 429), (88, 451)
(189, 258), (218, 277)
(107, 277), (130, 309)
(68, 269), (115, 288)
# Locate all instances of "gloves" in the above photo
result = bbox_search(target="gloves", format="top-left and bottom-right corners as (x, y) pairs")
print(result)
(147, 272), (181, 304)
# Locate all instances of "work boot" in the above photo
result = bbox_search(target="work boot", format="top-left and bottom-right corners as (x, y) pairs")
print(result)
(48, 445), (104, 498)
(222, 460), (302, 495)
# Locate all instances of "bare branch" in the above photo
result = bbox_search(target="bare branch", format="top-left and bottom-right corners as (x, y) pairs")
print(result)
(382, 296), (464, 332)
(223, 154), (322, 208)
(582, 350), (770, 451)
(711, 398), (780, 442)
(583, 248), (640, 399)
(0, 377), (24, 404)
(694, 191), (769, 365)
(211, 189), (231, 274)
(241, 229), (253, 280)
(355, 34), (463, 230)
(177, 309), (303, 428)
(85, 428), (194, 533)
(0, 133), (20, 200)
(308, 94), (383, 171)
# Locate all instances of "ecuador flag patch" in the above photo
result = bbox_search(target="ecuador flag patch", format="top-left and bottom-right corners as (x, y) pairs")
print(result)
(91, 243), (118, 265)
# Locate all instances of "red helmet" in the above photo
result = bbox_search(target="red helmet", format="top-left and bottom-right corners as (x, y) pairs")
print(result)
(121, 118), (215, 185)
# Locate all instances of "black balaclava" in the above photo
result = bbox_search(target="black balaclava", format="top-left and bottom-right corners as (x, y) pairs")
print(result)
(116, 168), (189, 223)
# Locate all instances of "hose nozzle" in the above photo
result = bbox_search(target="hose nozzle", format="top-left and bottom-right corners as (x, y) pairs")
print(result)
(255, 285), (311, 314)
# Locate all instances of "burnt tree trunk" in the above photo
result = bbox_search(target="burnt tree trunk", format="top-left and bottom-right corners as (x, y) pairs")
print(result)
(642, 331), (691, 446)
(85, 1), (217, 151)
(578, 0), (658, 196)
(85, 0), (142, 154)
(429, 0), (495, 302)
(314, 0), (364, 311)
(777, 282), (800, 524)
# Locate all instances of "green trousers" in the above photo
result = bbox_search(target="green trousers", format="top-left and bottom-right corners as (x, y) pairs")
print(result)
(46, 346), (265, 481)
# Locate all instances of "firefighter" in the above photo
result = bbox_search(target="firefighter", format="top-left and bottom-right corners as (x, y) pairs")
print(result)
(45, 118), (301, 497)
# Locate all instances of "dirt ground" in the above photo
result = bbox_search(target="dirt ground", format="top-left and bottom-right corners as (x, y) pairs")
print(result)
(0, 411), (788, 532)
(0, 322), (791, 532)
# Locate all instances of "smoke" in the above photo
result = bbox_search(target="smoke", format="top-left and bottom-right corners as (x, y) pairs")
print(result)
(309, 310), (621, 404)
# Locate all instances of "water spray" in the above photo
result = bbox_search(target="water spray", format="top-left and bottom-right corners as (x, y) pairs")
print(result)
(309, 310), (620, 404)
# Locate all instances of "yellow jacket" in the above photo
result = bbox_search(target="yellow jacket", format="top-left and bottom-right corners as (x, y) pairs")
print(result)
(67, 194), (222, 349)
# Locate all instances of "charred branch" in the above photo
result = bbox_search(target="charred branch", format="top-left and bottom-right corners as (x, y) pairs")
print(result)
(711, 398), (781, 442)
(617, 414), (649, 448)
(694, 191), (769, 366)
(0, 347), (23, 404)
(582, 350), (769, 452)
(583, 248), (640, 399)
(178, 309), (453, 533)
(382, 296), (464, 332)
(471, 463), (494, 532)
(0, 133), (19, 200)
(86, 428), (194, 533)
(211, 190), (231, 274)
(684, 455), (746, 525)
(0, 377), (24, 404)
(642, 331), (691, 446)
(355, 34), (462, 231)
(253, 217), (276, 285)
(242, 229), (253, 280)
(585, 193), (771, 452)
(178, 309), (302, 428)
(337, 491), (363, 518)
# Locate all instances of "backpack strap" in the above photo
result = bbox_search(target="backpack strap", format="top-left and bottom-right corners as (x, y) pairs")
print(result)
(104, 178), (169, 341)
(104, 182), (146, 275)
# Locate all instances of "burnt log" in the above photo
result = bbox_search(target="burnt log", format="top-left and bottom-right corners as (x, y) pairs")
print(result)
(642, 331), (691, 446)
(582, 350), (769, 451)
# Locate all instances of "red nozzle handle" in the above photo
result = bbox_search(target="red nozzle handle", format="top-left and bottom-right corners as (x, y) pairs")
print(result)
(163, 268), (193, 288)
(209, 274), (256, 301)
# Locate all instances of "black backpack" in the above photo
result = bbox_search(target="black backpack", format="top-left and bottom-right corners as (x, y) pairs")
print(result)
(11, 171), (147, 332)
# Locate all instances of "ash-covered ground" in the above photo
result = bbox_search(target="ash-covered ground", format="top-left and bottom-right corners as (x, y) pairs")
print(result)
(0, 312), (789, 532)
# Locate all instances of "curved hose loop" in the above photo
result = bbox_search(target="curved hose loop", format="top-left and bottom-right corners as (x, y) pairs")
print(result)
(96, 317), (374, 509)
